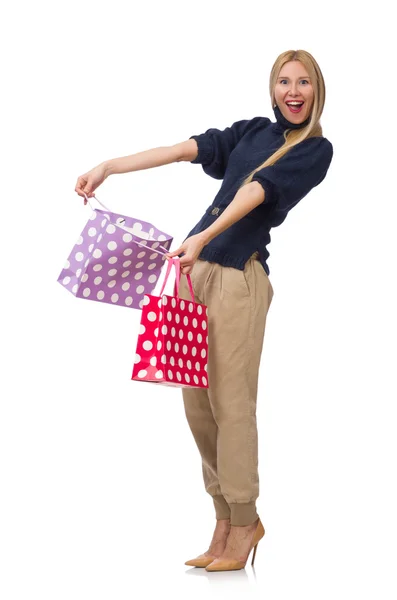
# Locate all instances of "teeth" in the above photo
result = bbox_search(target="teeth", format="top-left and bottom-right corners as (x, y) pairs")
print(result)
(287, 102), (303, 106)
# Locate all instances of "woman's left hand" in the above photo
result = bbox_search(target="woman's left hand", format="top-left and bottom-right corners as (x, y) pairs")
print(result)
(165, 233), (206, 275)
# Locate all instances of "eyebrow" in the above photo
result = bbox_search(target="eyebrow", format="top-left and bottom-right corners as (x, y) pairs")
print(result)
(277, 76), (311, 79)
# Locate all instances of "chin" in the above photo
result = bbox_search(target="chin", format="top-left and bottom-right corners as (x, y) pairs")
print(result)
(284, 106), (310, 123)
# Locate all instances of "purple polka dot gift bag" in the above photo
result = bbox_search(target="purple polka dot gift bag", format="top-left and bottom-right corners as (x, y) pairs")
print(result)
(57, 195), (173, 309)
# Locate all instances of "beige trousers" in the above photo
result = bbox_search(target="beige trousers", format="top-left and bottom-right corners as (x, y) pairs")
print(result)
(178, 253), (274, 526)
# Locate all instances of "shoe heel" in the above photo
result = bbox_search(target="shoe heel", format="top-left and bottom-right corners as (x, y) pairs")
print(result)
(251, 543), (258, 566)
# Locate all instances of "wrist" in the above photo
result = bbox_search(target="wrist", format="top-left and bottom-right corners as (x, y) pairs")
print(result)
(198, 230), (212, 247)
(102, 159), (114, 177)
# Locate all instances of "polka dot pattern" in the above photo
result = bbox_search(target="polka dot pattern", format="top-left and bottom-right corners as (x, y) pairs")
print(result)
(132, 293), (208, 388)
(57, 207), (172, 307)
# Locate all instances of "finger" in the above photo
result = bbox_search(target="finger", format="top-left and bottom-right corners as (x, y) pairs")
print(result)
(75, 187), (85, 198)
(181, 264), (193, 275)
(76, 188), (87, 204)
(167, 250), (183, 258)
(75, 177), (87, 193)
(179, 254), (193, 267)
(179, 256), (192, 269)
(75, 188), (86, 200)
(164, 254), (179, 262)
(80, 178), (92, 195)
(166, 247), (183, 258)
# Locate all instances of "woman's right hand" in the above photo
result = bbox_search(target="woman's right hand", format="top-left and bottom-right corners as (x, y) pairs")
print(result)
(75, 163), (109, 204)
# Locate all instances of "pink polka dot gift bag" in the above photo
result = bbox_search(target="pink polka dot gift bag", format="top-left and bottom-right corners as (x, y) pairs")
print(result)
(57, 195), (173, 309)
(132, 258), (209, 389)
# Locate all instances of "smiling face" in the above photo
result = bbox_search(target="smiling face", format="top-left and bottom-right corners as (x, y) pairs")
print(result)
(274, 60), (314, 124)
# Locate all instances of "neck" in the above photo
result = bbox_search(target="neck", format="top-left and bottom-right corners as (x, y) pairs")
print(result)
(273, 104), (311, 131)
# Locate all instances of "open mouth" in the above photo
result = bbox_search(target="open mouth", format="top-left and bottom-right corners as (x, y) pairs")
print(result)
(286, 101), (304, 114)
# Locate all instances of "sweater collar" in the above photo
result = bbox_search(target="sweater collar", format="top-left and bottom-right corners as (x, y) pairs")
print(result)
(273, 103), (311, 132)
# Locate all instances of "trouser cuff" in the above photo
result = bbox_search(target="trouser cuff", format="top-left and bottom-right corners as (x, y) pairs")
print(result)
(229, 502), (259, 526)
(212, 495), (231, 520)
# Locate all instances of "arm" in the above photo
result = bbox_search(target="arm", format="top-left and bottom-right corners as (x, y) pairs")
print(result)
(199, 182), (265, 245)
(251, 137), (334, 214)
(166, 182), (265, 273)
(76, 138), (199, 199)
(103, 139), (199, 175)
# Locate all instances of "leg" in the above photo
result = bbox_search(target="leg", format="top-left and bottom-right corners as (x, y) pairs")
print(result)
(200, 257), (273, 526)
(179, 262), (230, 520)
(181, 386), (230, 520)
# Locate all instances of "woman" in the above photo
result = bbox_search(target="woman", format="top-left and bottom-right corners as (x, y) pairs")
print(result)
(75, 49), (333, 572)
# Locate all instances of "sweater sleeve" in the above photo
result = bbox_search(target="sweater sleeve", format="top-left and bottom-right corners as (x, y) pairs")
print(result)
(189, 117), (269, 180)
(251, 136), (333, 213)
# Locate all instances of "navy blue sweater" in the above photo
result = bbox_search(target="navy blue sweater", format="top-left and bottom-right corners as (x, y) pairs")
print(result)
(185, 105), (333, 275)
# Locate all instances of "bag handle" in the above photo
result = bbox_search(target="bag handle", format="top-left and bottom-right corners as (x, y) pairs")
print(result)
(159, 258), (195, 303)
(82, 192), (170, 255)
(84, 193), (111, 212)
(82, 193), (195, 301)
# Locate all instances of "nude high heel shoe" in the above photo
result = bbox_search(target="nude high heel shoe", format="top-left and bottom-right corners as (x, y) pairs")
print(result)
(184, 553), (217, 568)
(205, 518), (265, 572)
(185, 518), (231, 568)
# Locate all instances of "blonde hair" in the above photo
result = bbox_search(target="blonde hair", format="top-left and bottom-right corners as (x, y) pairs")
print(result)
(241, 49), (326, 187)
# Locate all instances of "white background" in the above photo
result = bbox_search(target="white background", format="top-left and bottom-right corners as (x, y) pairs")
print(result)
(1, 1), (396, 599)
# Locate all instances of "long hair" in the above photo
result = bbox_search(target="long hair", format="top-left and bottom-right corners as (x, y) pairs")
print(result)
(241, 49), (326, 187)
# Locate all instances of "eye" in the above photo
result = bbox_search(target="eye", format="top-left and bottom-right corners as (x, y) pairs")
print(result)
(279, 79), (310, 84)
